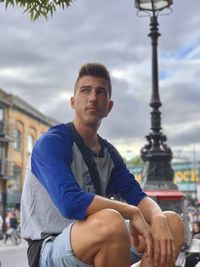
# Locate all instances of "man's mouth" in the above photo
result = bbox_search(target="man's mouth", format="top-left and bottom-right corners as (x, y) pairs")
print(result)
(86, 106), (98, 111)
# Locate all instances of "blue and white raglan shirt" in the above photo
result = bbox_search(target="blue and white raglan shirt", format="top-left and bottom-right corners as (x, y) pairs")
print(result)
(21, 123), (147, 240)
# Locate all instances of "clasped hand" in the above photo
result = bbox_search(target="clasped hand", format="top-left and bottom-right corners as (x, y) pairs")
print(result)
(129, 212), (176, 267)
(150, 214), (176, 267)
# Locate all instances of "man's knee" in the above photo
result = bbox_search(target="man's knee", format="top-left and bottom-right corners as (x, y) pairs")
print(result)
(163, 211), (185, 245)
(71, 209), (130, 264)
(89, 208), (129, 242)
(163, 211), (184, 230)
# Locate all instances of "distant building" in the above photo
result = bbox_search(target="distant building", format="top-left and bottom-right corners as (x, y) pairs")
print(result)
(129, 162), (200, 200)
(0, 88), (57, 211)
(173, 162), (200, 200)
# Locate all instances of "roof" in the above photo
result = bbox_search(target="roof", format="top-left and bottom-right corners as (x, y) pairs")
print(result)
(13, 95), (58, 126)
(0, 88), (58, 126)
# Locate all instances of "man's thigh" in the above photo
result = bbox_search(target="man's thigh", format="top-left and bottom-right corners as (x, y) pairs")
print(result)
(39, 222), (94, 267)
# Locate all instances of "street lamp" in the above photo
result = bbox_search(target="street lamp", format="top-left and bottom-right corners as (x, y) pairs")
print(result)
(135, 0), (172, 12)
(134, 0), (177, 192)
(134, 2), (191, 257)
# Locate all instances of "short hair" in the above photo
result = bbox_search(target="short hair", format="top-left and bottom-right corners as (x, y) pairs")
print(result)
(74, 63), (112, 97)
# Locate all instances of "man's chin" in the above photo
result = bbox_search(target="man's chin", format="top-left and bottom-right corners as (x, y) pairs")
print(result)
(84, 118), (102, 128)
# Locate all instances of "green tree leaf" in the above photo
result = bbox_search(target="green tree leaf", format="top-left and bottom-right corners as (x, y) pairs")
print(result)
(0, 0), (74, 20)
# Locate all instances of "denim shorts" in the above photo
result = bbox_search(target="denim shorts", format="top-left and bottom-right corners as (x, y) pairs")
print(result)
(39, 222), (143, 267)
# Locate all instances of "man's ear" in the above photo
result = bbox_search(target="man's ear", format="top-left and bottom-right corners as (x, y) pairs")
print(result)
(108, 100), (113, 113)
(105, 100), (113, 117)
(70, 96), (75, 109)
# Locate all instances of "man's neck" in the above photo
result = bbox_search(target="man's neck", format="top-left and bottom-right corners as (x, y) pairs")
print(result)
(72, 120), (100, 152)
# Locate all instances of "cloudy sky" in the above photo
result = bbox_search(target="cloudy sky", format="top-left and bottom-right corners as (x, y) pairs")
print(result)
(0, 0), (199, 161)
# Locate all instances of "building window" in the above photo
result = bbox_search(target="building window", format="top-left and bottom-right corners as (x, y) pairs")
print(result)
(0, 108), (3, 120)
(14, 129), (21, 151)
(13, 165), (21, 179)
(27, 135), (34, 154)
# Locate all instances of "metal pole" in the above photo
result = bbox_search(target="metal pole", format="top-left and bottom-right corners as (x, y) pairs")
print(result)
(149, 13), (162, 139)
(140, 12), (177, 190)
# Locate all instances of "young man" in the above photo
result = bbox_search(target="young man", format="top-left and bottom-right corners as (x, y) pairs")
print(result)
(21, 63), (185, 267)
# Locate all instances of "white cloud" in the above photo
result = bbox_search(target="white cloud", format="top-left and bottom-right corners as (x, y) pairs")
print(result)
(0, 0), (199, 161)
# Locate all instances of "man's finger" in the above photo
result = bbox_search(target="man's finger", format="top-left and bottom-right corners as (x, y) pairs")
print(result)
(145, 233), (152, 262)
(132, 234), (140, 247)
(159, 240), (167, 267)
(171, 240), (176, 263)
(166, 240), (171, 264)
(153, 239), (160, 266)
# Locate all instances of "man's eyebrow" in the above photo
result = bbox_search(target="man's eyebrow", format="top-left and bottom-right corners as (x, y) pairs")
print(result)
(79, 85), (91, 89)
(79, 85), (108, 91)
(97, 87), (107, 90)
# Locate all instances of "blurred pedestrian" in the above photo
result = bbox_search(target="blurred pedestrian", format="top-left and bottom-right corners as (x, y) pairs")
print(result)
(192, 221), (200, 239)
(4, 211), (18, 243)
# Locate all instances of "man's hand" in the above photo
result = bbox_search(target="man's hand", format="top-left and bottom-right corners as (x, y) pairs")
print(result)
(129, 208), (153, 263)
(150, 214), (176, 267)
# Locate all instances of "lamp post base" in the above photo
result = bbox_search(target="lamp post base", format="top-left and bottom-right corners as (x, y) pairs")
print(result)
(141, 158), (183, 213)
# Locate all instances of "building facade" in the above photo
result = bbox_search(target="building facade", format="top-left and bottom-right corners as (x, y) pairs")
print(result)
(129, 162), (200, 200)
(0, 88), (57, 216)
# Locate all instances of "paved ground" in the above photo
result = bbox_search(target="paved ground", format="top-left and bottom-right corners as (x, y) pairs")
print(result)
(0, 237), (27, 250)
(0, 238), (28, 267)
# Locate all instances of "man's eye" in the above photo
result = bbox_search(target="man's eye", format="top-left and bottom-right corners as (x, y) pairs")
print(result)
(97, 89), (107, 96)
(81, 88), (89, 93)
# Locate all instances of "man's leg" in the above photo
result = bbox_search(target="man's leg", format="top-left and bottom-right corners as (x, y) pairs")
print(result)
(4, 231), (10, 244)
(138, 211), (185, 267)
(71, 208), (131, 267)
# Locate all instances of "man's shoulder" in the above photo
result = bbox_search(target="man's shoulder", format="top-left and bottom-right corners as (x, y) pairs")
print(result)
(41, 123), (72, 141)
(35, 123), (74, 152)
(47, 123), (69, 135)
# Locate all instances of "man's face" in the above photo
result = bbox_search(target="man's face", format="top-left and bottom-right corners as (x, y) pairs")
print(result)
(70, 75), (113, 127)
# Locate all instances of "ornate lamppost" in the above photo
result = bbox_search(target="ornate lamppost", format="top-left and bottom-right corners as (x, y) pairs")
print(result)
(134, 0), (179, 192)
(133, 3), (192, 259)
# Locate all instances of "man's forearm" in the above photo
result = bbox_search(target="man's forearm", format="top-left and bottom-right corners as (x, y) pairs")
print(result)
(87, 195), (140, 220)
(137, 196), (164, 224)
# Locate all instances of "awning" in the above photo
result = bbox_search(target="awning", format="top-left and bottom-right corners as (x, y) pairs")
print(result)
(145, 190), (185, 200)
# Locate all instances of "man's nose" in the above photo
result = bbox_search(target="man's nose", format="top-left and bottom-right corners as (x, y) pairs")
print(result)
(89, 90), (97, 101)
